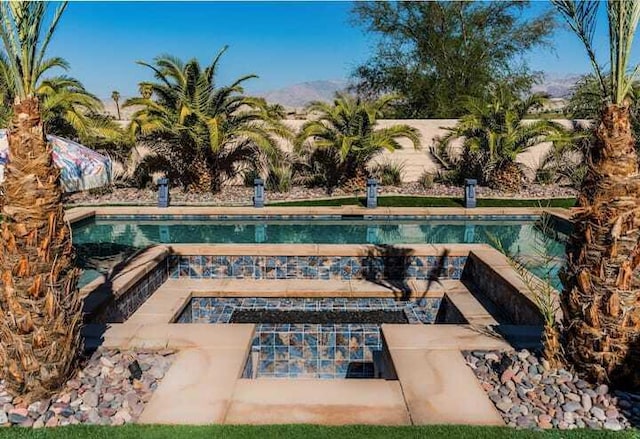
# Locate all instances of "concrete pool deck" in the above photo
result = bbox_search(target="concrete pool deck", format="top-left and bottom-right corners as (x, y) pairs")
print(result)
(73, 206), (563, 426)
(88, 323), (510, 426)
(80, 247), (541, 426)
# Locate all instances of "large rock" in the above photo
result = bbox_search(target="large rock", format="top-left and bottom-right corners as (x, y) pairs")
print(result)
(82, 391), (99, 408)
(562, 401), (581, 413)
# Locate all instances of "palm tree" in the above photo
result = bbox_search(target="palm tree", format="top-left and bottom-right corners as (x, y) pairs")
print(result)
(295, 93), (420, 193)
(126, 48), (290, 192)
(0, 2), (82, 402)
(111, 90), (121, 120)
(38, 76), (114, 140)
(433, 84), (565, 191)
(0, 53), (111, 141)
(138, 82), (153, 100)
(553, 0), (640, 388)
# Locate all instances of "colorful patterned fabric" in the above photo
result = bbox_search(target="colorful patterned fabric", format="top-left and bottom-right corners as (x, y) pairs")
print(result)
(0, 129), (112, 192)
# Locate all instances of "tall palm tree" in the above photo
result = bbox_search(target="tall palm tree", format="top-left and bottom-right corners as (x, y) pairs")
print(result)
(553, 0), (640, 388)
(138, 82), (153, 100)
(111, 90), (121, 120)
(295, 93), (420, 193)
(433, 84), (565, 191)
(0, 53), (111, 141)
(38, 76), (113, 140)
(0, 1), (82, 401)
(126, 48), (290, 192)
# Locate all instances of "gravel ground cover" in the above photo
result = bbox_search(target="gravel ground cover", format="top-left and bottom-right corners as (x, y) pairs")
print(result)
(0, 348), (174, 428)
(465, 350), (640, 431)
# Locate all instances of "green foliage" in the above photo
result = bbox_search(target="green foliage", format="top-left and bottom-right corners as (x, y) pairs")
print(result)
(126, 47), (291, 192)
(564, 74), (607, 118)
(417, 170), (435, 190)
(370, 159), (405, 186)
(242, 168), (260, 188)
(351, 1), (555, 118)
(553, 1), (640, 105)
(536, 121), (590, 188)
(431, 85), (566, 189)
(565, 74), (640, 153)
(37, 76), (117, 141)
(295, 93), (420, 193)
(491, 212), (564, 363)
(266, 162), (293, 193)
(0, 1), (67, 98)
(0, 4), (116, 143)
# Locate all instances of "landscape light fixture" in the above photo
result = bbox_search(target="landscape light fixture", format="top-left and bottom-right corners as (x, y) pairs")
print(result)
(128, 360), (143, 382)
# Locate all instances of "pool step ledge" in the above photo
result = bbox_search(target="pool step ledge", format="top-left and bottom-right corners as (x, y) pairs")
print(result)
(138, 324), (255, 424)
(383, 324), (508, 425)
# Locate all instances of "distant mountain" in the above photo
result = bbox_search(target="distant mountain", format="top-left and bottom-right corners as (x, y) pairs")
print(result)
(532, 73), (583, 98)
(259, 79), (347, 108)
(102, 73), (583, 120)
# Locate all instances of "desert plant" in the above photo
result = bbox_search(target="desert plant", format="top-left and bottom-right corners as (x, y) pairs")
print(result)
(417, 169), (435, 189)
(434, 84), (566, 191)
(111, 90), (121, 120)
(126, 48), (291, 193)
(0, 1), (83, 402)
(553, 0), (640, 389)
(370, 159), (405, 186)
(535, 122), (590, 186)
(429, 140), (487, 186)
(568, 164), (588, 190)
(107, 142), (161, 188)
(242, 167), (260, 188)
(491, 213), (564, 367)
(0, 53), (116, 142)
(266, 162), (293, 193)
(295, 93), (420, 193)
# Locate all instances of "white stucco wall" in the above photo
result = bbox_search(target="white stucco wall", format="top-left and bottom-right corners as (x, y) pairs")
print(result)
(279, 119), (590, 182)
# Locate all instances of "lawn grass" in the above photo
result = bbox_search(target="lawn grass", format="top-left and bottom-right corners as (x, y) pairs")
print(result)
(0, 425), (635, 439)
(269, 196), (577, 209)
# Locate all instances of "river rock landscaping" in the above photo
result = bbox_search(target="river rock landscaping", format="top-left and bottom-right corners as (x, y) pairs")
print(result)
(0, 348), (173, 428)
(465, 350), (640, 430)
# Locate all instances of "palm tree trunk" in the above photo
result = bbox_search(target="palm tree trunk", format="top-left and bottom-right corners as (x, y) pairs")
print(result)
(187, 152), (213, 193)
(0, 97), (82, 402)
(562, 103), (640, 389)
(489, 162), (522, 192)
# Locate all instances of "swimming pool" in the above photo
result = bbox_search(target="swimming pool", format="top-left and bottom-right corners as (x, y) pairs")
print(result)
(72, 215), (567, 288)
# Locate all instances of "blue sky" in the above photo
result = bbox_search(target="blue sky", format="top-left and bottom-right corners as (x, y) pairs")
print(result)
(46, 1), (632, 98)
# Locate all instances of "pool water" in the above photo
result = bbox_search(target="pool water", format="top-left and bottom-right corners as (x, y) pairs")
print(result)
(72, 217), (566, 288)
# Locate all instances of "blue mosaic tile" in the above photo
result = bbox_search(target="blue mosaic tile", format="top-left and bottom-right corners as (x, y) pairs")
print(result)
(189, 296), (442, 379)
(96, 256), (170, 323)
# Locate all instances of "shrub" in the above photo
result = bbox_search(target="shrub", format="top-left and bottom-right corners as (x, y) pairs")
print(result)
(242, 168), (260, 187)
(535, 167), (556, 185)
(266, 164), (293, 193)
(417, 170), (434, 189)
(434, 85), (565, 191)
(370, 159), (405, 186)
(295, 93), (420, 193)
(434, 169), (461, 186)
(568, 164), (587, 190)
